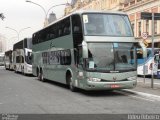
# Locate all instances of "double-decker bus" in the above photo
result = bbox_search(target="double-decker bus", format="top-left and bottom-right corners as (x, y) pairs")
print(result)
(0, 52), (4, 66)
(137, 47), (160, 76)
(4, 50), (14, 70)
(32, 10), (145, 91)
(13, 38), (32, 75)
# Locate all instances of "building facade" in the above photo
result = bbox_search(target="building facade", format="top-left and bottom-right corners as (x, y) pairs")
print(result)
(123, 0), (160, 47)
(65, 0), (160, 47)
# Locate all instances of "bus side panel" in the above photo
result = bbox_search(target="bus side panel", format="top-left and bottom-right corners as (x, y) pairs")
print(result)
(46, 36), (73, 84)
(4, 56), (10, 69)
(33, 35), (73, 83)
(15, 49), (25, 73)
(32, 52), (42, 76)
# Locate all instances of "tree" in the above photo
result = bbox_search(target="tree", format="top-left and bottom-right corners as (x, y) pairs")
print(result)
(0, 13), (5, 20)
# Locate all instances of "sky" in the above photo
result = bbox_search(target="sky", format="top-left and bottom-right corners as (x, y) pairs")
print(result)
(0, 0), (71, 50)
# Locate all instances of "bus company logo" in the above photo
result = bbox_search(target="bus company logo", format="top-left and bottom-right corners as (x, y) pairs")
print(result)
(113, 77), (117, 81)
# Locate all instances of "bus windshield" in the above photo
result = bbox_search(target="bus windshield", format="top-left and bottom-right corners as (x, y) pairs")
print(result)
(83, 13), (133, 36)
(86, 43), (137, 72)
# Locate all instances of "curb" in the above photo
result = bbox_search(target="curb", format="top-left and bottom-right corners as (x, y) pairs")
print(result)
(122, 89), (160, 101)
(138, 81), (160, 85)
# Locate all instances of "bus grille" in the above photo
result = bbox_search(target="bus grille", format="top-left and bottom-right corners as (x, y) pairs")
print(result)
(101, 79), (128, 82)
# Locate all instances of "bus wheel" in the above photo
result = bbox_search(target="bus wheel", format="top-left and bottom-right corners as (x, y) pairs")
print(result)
(37, 70), (41, 80)
(40, 70), (45, 82)
(14, 67), (17, 73)
(23, 70), (26, 76)
(5, 65), (7, 70)
(22, 67), (25, 76)
(68, 74), (76, 92)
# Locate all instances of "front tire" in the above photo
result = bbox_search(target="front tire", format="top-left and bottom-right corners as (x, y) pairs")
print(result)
(9, 65), (10, 70)
(39, 70), (46, 82)
(68, 74), (77, 92)
(5, 65), (7, 70)
(22, 67), (26, 76)
(37, 70), (41, 80)
(14, 66), (17, 73)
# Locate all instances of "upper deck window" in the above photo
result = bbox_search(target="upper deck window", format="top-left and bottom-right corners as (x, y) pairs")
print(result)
(83, 13), (133, 37)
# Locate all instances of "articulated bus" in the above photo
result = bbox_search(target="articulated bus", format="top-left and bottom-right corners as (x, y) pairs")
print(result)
(0, 52), (4, 66)
(137, 48), (160, 76)
(13, 38), (32, 75)
(32, 10), (146, 91)
(4, 50), (14, 70)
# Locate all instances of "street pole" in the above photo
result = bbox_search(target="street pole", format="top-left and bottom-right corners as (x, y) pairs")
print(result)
(5, 27), (30, 44)
(151, 13), (155, 89)
(18, 27), (31, 42)
(7, 36), (17, 50)
(46, 3), (68, 16)
(26, 0), (70, 27)
(5, 27), (19, 42)
(26, 1), (47, 26)
(141, 12), (160, 88)
(143, 57), (146, 83)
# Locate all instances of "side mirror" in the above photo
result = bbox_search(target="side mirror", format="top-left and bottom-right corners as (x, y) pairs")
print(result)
(82, 41), (88, 58)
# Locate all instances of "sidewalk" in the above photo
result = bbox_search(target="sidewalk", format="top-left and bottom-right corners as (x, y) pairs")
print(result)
(133, 77), (160, 96)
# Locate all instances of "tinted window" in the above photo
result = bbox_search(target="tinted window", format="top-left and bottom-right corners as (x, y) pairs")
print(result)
(33, 17), (71, 45)
(16, 56), (24, 63)
(60, 50), (71, 65)
(83, 13), (133, 36)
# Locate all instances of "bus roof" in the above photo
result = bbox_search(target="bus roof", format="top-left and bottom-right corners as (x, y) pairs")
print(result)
(72, 9), (127, 15)
(33, 9), (127, 34)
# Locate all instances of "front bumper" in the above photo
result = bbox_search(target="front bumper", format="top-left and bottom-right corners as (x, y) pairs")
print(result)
(83, 80), (137, 91)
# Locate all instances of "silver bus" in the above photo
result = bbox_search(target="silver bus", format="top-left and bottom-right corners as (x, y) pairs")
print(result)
(32, 10), (145, 91)
(4, 50), (14, 70)
(13, 38), (32, 75)
(0, 52), (4, 66)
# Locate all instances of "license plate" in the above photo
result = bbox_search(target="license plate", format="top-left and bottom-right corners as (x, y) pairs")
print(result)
(111, 84), (120, 88)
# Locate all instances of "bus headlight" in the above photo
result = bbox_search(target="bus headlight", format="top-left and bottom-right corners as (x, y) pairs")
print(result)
(88, 77), (101, 82)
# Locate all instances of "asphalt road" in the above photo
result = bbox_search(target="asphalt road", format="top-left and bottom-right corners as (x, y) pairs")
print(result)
(0, 67), (160, 114)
